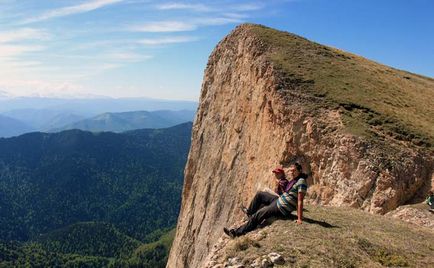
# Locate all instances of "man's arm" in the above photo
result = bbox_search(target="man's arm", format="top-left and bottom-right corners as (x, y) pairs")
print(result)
(296, 192), (305, 224)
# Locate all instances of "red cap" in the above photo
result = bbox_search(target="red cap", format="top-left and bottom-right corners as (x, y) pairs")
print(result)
(272, 167), (285, 174)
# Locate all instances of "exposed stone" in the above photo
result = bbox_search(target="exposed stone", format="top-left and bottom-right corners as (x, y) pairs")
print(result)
(261, 258), (273, 268)
(250, 258), (261, 268)
(267, 253), (285, 265)
(386, 204), (434, 228)
(227, 257), (242, 266)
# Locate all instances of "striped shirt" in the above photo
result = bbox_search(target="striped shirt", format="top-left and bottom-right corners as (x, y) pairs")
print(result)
(277, 177), (308, 215)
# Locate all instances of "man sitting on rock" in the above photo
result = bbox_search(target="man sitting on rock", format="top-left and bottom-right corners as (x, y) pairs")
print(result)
(224, 163), (308, 238)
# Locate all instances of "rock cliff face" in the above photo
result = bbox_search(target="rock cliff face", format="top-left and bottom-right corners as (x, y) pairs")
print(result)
(167, 24), (434, 268)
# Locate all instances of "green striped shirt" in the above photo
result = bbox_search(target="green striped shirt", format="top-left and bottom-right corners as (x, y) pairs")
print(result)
(277, 178), (308, 215)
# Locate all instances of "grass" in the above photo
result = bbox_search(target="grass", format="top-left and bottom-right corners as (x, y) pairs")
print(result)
(246, 24), (434, 149)
(226, 237), (261, 254)
(357, 238), (408, 267)
(220, 205), (434, 267)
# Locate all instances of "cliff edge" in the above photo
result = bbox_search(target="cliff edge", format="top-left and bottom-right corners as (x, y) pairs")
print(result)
(167, 24), (434, 268)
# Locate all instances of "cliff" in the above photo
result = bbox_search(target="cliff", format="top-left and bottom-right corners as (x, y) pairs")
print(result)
(167, 24), (434, 268)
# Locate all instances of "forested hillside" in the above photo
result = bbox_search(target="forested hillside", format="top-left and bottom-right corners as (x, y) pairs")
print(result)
(0, 122), (191, 266)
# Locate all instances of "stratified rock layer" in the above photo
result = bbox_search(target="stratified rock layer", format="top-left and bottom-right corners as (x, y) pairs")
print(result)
(167, 24), (434, 268)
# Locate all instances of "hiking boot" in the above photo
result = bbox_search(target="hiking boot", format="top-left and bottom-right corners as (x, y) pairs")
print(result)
(223, 227), (236, 238)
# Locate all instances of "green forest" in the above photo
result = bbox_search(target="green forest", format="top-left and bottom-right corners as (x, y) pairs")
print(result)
(0, 227), (175, 267)
(0, 122), (191, 267)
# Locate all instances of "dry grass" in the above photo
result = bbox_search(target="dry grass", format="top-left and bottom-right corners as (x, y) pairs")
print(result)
(222, 205), (434, 267)
(247, 24), (434, 149)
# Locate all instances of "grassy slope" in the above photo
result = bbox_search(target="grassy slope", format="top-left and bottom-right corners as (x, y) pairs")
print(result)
(250, 25), (434, 148)
(223, 205), (434, 267)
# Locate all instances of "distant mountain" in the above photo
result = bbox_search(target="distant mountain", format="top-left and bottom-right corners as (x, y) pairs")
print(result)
(51, 110), (195, 132)
(0, 115), (34, 137)
(40, 112), (85, 131)
(0, 97), (198, 114)
(151, 110), (196, 124)
(3, 109), (87, 131)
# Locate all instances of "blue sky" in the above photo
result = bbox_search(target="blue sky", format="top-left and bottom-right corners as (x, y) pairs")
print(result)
(0, 0), (433, 101)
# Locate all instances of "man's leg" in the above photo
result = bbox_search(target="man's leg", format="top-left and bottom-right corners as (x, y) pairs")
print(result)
(246, 191), (278, 215)
(235, 200), (282, 236)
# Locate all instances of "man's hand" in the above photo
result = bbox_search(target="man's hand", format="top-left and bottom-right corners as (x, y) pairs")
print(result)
(297, 192), (304, 225)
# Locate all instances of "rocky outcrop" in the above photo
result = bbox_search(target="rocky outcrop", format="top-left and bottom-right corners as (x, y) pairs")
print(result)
(167, 24), (434, 268)
(386, 204), (434, 228)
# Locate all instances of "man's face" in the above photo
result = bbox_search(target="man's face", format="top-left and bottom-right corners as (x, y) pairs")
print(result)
(289, 166), (300, 179)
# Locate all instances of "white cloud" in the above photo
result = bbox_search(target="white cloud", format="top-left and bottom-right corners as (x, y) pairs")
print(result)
(130, 21), (197, 32)
(0, 28), (51, 43)
(0, 89), (13, 98)
(129, 16), (243, 33)
(0, 44), (45, 58)
(100, 63), (121, 70)
(138, 36), (198, 45)
(223, 12), (250, 19)
(0, 79), (87, 98)
(108, 52), (153, 62)
(1, 60), (42, 67)
(155, 3), (212, 12)
(0, 28), (49, 72)
(199, 17), (242, 26)
(231, 3), (264, 12)
(21, 0), (124, 24)
(154, 2), (265, 13)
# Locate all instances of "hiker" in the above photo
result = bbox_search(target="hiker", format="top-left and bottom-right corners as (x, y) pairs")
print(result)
(224, 163), (308, 238)
(426, 191), (434, 209)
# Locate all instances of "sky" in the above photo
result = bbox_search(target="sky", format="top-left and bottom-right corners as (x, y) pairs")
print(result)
(0, 0), (433, 101)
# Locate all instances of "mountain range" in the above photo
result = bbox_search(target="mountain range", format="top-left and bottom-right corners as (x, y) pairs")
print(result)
(0, 97), (197, 114)
(0, 109), (195, 137)
(50, 110), (195, 133)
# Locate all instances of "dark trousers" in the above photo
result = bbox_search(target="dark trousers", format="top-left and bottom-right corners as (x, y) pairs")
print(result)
(234, 191), (283, 236)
